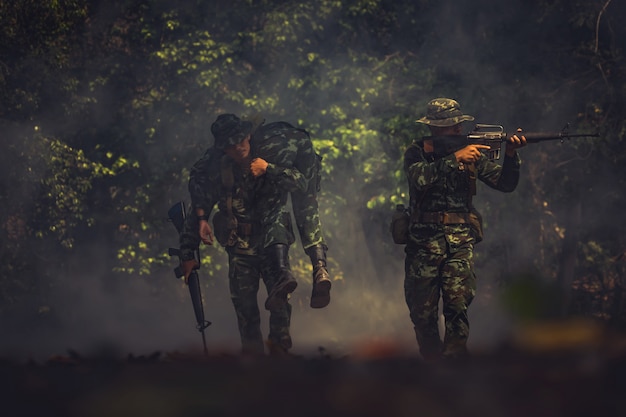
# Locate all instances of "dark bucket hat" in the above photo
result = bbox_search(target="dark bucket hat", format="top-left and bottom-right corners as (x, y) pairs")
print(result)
(211, 114), (253, 149)
(416, 98), (474, 127)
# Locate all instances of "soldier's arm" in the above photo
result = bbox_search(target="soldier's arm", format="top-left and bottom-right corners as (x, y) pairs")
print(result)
(476, 152), (521, 192)
(188, 150), (220, 217)
(251, 134), (311, 192)
(263, 161), (309, 192)
(188, 151), (221, 245)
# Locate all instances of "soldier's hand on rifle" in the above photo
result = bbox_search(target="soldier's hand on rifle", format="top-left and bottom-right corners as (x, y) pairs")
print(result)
(181, 259), (200, 283)
(455, 144), (491, 163)
(199, 220), (214, 245)
(250, 158), (269, 177)
(505, 128), (527, 157)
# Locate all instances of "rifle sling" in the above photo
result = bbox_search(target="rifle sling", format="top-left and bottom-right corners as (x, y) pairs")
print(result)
(220, 155), (236, 226)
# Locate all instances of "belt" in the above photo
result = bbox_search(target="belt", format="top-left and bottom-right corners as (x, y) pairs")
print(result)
(237, 222), (254, 236)
(415, 211), (471, 224)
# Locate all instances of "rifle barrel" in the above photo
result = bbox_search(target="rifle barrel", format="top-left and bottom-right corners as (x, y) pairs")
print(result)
(188, 270), (211, 356)
(521, 132), (599, 143)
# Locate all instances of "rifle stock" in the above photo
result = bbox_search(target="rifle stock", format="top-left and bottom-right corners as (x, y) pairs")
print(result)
(168, 201), (211, 355)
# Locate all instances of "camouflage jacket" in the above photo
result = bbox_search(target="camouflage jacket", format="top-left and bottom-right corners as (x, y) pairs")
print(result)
(179, 148), (262, 258)
(180, 123), (313, 257)
(252, 122), (325, 249)
(403, 138), (521, 246)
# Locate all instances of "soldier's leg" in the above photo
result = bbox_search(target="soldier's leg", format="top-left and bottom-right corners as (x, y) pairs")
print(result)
(260, 254), (293, 355)
(292, 153), (332, 308)
(440, 245), (476, 360)
(263, 243), (298, 311)
(228, 252), (264, 355)
(267, 302), (293, 356)
(404, 250), (444, 361)
(305, 243), (331, 308)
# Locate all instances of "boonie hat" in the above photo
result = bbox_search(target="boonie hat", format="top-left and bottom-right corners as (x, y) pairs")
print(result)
(416, 98), (474, 127)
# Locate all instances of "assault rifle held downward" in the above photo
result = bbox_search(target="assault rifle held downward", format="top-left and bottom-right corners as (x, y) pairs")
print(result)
(430, 123), (600, 160)
(168, 201), (211, 356)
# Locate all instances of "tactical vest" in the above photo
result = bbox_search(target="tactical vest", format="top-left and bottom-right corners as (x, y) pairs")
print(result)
(211, 155), (257, 247)
(391, 142), (484, 244)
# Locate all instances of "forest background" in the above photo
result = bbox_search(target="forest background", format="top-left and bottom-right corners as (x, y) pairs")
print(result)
(1, 0), (625, 360)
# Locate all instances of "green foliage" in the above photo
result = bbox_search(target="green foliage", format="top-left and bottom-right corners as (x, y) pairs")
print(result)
(36, 135), (137, 248)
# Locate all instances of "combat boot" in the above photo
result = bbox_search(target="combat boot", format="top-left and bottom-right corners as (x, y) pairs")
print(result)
(305, 244), (332, 308)
(414, 326), (443, 362)
(264, 244), (298, 311)
(266, 335), (293, 358)
(441, 337), (469, 363)
(241, 339), (265, 357)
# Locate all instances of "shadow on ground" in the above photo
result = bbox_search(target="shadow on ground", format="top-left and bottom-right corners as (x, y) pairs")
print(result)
(2, 318), (626, 417)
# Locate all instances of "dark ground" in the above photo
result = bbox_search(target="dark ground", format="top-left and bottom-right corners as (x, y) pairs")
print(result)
(2, 323), (626, 417)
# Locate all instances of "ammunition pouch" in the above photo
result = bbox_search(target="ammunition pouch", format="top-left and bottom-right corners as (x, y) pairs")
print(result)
(468, 208), (484, 244)
(212, 210), (258, 247)
(390, 204), (410, 245)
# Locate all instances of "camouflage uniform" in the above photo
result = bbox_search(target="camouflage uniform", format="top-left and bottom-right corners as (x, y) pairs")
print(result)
(404, 98), (521, 360)
(180, 115), (308, 355)
(189, 119), (332, 309)
(251, 121), (322, 249)
(251, 121), (332, 308)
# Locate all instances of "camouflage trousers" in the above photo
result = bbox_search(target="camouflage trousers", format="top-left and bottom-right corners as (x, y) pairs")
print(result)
(404, 224), (477, 360)
(227, 250), (292, 355)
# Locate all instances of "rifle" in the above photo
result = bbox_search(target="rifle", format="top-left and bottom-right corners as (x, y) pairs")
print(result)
(167, 201), (211, 356)
(430, 123), (600, 160)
